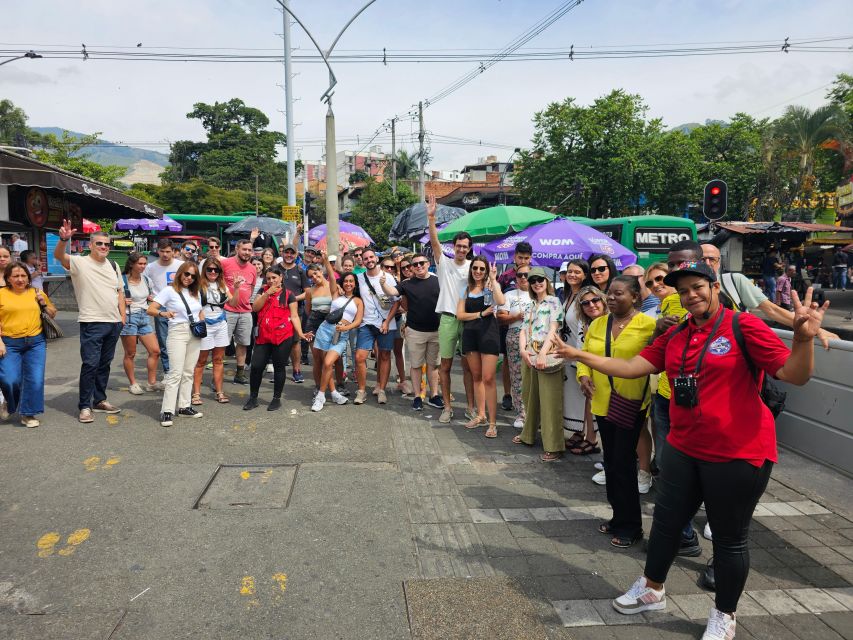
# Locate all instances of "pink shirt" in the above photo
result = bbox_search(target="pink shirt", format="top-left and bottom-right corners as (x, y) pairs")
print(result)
(221, 256), (257, 313)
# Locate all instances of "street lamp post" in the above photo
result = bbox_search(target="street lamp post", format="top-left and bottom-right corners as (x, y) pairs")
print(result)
(0, 50), (43, 67)
(498, 148), (521, 205)
(274, 0), (377, 256)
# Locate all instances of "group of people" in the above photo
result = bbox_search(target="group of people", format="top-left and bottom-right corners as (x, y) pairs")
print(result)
(0, 208), (840, 640)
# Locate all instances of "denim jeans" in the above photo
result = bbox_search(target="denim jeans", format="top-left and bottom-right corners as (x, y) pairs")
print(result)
(0, 334), (46, 415)
(833, 267), (848, 291)
(79, 322), (121, 410)
(762, 276), (776, 301)
(154, 314), (171, 372)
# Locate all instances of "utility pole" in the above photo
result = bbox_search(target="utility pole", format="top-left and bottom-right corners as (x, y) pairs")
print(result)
(302, 163), (309, 241)
(282, 0), (296, 206)
(418, 101), (425, 203)
(391, 117), (397, 197)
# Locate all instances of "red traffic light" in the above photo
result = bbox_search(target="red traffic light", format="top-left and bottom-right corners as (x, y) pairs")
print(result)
(710, 186), (721, 196)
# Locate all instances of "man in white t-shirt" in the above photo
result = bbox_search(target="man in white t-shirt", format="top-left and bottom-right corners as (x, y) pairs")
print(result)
(54, 221), (126, 424)
(144, 238), (183, 374)
(11, 233), (27, 255)
(353, 248), (400, 405)
(427, 194), (474, 423)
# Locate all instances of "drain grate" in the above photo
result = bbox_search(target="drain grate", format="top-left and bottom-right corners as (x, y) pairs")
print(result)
(193, 464), (299, 510)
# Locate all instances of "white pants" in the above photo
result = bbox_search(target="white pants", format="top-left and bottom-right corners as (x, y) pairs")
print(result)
(161, 323), (202, 414)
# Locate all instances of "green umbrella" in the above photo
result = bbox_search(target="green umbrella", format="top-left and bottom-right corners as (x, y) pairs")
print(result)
(436, 205), (556, 242)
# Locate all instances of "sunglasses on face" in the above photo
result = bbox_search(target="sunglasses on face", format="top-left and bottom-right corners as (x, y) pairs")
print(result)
(182, 273), (197, 280)
(206, 267), (221, 273)
(516, 272), (529, 279)
(528, 276), (546, 285)
(401, 264), (412, 270)
(645, 274), (665, 288)
(470, 266), (487, 272)
(93, 241), (110, 248)
(590, 265), (609, 274)
(382, 264), (395, 270)
(412, 261), (429, 267)
(580, 297), (603, 307)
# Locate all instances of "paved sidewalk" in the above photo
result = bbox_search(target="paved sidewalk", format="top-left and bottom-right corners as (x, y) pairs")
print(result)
(0, 314), (851, 639)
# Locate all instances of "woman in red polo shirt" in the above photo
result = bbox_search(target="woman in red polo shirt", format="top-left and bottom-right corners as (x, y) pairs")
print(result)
(556, 261), (828, 640)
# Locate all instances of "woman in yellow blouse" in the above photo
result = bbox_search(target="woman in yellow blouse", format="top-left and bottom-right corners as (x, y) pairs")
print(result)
(0, 262), (57, 428)
(574, 275), (655, 548)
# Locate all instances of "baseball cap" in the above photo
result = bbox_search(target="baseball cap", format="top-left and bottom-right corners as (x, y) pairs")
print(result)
(527, 266), (549, 282)
(280, 244), (298, 253)
(304, 246), (320, 254)
(328, 254), (338, 262)
(663, 261), (717, 286)
(559, 261), (569, 273)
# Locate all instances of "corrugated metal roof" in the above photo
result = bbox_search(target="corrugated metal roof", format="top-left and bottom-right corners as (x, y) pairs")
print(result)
(715, 221), (852, 235)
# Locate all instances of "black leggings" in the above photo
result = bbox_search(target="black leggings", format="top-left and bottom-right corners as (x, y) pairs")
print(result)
(249, 336), (295, 399)
(597, 414), (644, 539)
(645, 441), (773, 613)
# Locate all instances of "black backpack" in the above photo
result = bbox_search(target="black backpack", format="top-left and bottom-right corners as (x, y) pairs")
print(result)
(731, 312), (787, 418)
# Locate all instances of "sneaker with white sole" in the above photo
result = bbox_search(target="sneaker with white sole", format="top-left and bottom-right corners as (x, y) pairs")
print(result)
(612, 576), (666, 615)
(376, 389), (387, 404)
(638, 469), (653, 494)
(353, 389), (367, 405)
(701, 607), (735, 640)
(592, 470), (607, 485)
(20, 416), (40, 428)
(128, 383), (144, 395)
(0, 402), (9, 420)
(513, 416), (525, 429)
(145, 381), (165, 392)
(311, 393), (326, 412)
(594, 462), (604, 471)
(703, 522), (713, 541)
(330, 390), (348, 405)
(439, 407), (453, 423)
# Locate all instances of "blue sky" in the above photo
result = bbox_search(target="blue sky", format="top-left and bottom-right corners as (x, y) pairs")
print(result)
(3, 1), (851, 171)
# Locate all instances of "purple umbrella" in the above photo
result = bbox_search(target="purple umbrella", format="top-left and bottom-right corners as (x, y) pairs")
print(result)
(115, 216), (182, 232)
(480, 218), (637, 269)
(308, 221), (373, 244)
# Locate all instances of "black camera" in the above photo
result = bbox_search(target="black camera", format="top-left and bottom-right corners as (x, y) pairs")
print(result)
(672, 376), (699, 408)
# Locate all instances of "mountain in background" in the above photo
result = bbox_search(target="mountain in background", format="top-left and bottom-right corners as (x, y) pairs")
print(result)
(31, 127), (169, 168)
(670, 119), (728, 134)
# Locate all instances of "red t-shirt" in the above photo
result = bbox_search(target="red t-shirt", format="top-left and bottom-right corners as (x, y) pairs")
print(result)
(639, 307), (790, 466)
(220, 256), (257, 313)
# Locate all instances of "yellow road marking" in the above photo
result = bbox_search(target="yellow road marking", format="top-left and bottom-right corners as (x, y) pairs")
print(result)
(57, 528), (91, 556)
(36, 532), (60, 558)
(240, 576), (256, 596)
(240, 471), (251, 480)
(83, 456), (101, 471)
(104, 457), (121, 468)
(106, 415), (120, 426)
(273, 573), (287, 592)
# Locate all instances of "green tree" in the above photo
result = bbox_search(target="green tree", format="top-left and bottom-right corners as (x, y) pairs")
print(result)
(350, 178), (417, 247)
(0, 99), (30, 147)
(163, 98), (299, 195)
(128, 180), (288, 217)
(32, 131), (127, 187)
(383, 149), (420, 180)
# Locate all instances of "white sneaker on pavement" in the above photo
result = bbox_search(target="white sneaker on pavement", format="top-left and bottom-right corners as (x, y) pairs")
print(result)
(594, 462), (604, 471)
(513, 416), (524, 429)
(376, 389), (388, 404)
(701, 607), (736, 640)
(703, 522), (713, 541)
(353, 390), (367, 405)
(330, 390), (348, 405)
(638, 469), (653, 494)
(128, 383), (144, 395)
(439, 407), (453, 423)
(311, 393), (326, 412)
(612, 576), (666, 615)
(591, 470), (606, 485)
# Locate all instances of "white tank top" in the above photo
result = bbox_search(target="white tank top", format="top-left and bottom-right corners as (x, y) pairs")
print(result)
(330, 295), (358, 323)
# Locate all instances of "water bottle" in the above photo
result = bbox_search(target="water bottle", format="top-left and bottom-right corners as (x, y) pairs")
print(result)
(483, 287), (493, 307)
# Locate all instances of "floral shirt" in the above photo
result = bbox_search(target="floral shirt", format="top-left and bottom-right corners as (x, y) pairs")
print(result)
(523, 295), (564, 344)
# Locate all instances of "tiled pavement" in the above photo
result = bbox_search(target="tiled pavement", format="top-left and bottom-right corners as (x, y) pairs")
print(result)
(395, 412), (853, 639)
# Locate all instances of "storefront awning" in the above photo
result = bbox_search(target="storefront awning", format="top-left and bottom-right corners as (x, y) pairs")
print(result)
(716, 221), (852, 235)
(0, 150), (162, 219)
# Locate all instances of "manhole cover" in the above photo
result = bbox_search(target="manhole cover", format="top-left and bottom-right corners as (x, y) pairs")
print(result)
(193, 464), (298, 510)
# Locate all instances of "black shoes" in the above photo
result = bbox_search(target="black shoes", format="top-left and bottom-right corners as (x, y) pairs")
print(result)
(243, 397), (259, 411)
(501, 394), (513, 411)
(701, 557), (716, 591)
(267, 398), (281, 411)
(177, 407), (203, 419)
(677, 531), (702, 557)
(159, 412), (173, 427)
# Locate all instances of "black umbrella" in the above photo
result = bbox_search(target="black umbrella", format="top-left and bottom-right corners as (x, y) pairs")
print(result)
(388, 202), (467, 243)
(224, 215), (295, 236)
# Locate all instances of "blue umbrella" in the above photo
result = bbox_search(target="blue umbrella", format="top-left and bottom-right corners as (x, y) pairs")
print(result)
(480, 218), (637, 269)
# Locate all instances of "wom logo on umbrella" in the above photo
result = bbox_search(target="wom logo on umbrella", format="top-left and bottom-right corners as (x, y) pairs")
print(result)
(539, 238), (576, 246)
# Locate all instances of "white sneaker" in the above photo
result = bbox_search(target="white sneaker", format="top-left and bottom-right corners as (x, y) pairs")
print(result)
(703, 522), (713, 541)
(311, 393), (326, 412)
(638, 470), (653, 494)
(266, 363), (274, 373)
(20, 416), (40, 428)
(594, 462), (604, 471)
(330, 390), (348, 405)
(376, 389), (387, 404)
(353, 390), (367, 405)
(0, 402), (8, 420)
(612, 576), (666, 615)
(701, 607), (736, 640)
(128, 383), (144, 395)
(439, 407), (453, 423)
(145, 381), (165, 392)
(592, 470), (607, 485)
(513, 416), (525, 429)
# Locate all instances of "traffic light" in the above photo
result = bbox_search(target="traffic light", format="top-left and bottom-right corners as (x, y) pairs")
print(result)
(703, 179), (727, 221)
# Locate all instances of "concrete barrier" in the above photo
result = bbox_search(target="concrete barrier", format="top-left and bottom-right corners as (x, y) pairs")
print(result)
(774, 329), (853, 476)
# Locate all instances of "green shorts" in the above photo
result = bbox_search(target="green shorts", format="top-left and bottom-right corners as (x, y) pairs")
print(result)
(438, 314), (463, 360)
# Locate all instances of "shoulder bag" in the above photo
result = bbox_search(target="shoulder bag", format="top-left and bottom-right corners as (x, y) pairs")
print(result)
(38, 290), (63, 340)
(361, 274), (394, 311)
(178, 290), (207, 339)
(604, 314), (649, 429)
(523, 301), (563, 374)
(325, 297), (354, 325)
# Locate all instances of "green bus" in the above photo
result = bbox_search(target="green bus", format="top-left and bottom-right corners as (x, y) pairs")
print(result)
(168, 213), (252, 245)
(581, 215), (697, 268)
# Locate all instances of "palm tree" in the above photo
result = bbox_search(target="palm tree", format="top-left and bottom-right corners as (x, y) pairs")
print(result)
(775, 104), (846, 199)
(384, 149), (421, 180)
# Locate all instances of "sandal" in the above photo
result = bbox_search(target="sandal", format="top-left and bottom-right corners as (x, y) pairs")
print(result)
(569, 439), (601, 456)
(610, 534), (642, 549)
(215, 392), (230, 404)
(540, 451), (563, 463)
(464, 415), (486, 429)
(512, 435), (530, 446)
(565, 432), (584, 448)
(598, 522), (613, 535)
(191, 393), (203, 406)
(484, 424), (497, 438)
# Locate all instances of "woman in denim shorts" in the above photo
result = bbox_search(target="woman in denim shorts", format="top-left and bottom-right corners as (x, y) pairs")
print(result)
(120, 252), (161, 395)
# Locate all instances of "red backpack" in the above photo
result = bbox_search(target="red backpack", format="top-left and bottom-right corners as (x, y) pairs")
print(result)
(256, 288), (293, 345)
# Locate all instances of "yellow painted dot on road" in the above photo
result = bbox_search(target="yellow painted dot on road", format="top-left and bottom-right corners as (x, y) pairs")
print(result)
(240, 576), (256, 596)
(36, 532), (61, 558)
(83, 456), (101, 471)
(240, 471), (251, 480)
(273, 573), (287, 592)
(104, 457), (121, 469)
(57, 528), (91, 556)
(106, 415), (120, 426)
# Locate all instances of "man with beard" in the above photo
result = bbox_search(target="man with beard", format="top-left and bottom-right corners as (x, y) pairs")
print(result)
(221, 239), (258, 384)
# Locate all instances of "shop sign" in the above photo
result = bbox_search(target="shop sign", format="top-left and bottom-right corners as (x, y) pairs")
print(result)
(25, 188), (49, 227)
(837, 177), (853, 218)
(281, 205), (301, 222)
(634, 227), (693, 251)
